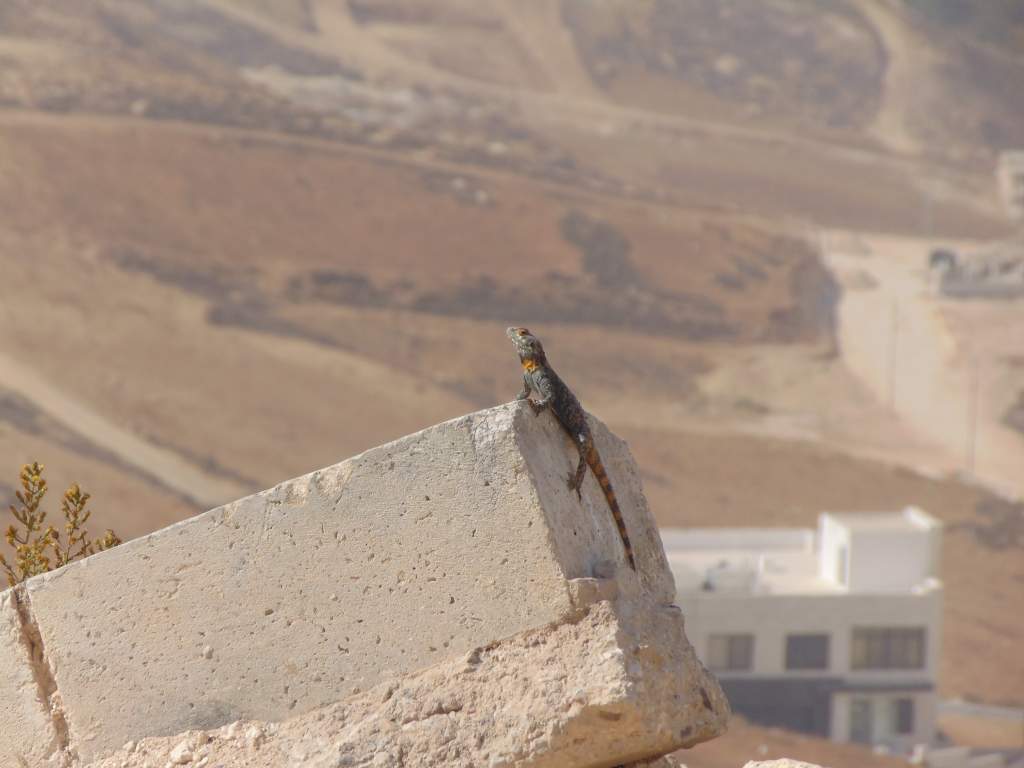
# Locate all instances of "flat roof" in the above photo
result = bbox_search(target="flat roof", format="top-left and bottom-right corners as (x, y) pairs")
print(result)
(660, 527), (813, 552)
(665, 547), (842, 595)
(661, 507), (940, 596)
(823, 507), (940, 532)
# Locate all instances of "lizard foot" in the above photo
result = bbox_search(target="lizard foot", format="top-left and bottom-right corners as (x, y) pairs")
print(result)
(528, 400), (545, 416)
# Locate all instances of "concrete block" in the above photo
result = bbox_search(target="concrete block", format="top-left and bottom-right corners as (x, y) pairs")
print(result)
(84, 597), (729, 768)
(0, 587), (60, 767)
(24, 403), (675, 761)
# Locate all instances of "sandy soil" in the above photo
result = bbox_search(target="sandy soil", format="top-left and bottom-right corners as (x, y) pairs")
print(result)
(0, 5), (1019, 758)
(0, 349), (248, 508)
(0, 427), (193, 547)
(856, 0), (929, 155)
(204, 0), (1005, 235)
(680, 717), (910, 768)
(822, 230), (1024, 499)
(487, 0), (601, 97)
(937, 712), (1024, 749)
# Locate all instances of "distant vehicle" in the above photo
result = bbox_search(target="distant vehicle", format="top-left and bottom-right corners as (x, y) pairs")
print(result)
(927, 238), (1024, 299)
(928, 248), (957, 271)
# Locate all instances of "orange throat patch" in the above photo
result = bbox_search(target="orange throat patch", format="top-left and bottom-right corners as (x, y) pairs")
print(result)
(521, 358), (540, 373)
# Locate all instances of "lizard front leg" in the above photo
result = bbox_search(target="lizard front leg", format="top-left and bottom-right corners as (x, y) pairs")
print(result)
(528, 372), (554, 415)
(516, 373), (532, 401)
(517, 374), (549, 414)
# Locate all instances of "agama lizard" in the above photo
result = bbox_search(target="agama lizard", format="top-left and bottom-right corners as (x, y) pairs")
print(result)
(506, 326), (637, 571)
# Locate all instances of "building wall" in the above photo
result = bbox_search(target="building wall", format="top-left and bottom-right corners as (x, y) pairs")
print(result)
(818, 516), (849, 585)
(909, 508), (943, 579)
(846, 527), (934, 593)
(681, 590), (942, 679)
(832, 688), (936, 752)
(819, 510), (941, 593)
(678, 589), (942, 748)
(720, 678), (838, 737)
(716, 680), (936, 748)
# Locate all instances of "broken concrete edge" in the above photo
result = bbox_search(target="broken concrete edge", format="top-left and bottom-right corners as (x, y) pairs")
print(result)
(82, 596), (728, 768)
(2, 402), (687, 764)
(602, 596), (731, 754)
(0, 586), (62, 767)
(0, 582), (687, 768)
(14, 584), (72, 754)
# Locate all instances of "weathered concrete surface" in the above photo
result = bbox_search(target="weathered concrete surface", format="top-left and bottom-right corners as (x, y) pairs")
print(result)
(744, 762), (824, 768)
(21, 403), (675, 761)
(84, 597), (728, 768)
(0, 587), (60, 767)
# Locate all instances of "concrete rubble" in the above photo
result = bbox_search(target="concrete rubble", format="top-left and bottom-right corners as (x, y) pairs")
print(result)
(84, 598), (727, 768)
(1, 403), (731, 766)
(0, 588), (61, 767)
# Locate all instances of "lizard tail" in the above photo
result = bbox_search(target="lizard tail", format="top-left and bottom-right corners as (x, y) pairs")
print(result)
(586, 446), (637, 571)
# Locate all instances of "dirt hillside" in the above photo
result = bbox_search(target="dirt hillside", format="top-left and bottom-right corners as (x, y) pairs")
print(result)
(1, 0), (1021, 722)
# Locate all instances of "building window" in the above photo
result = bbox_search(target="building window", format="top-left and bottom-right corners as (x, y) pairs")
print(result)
(851, 627), (926, 669)
(785, 633), (830, 670)
(891, 698), (914, 735)
(850, 697), (873, 744)
(707, 633), (754, 671)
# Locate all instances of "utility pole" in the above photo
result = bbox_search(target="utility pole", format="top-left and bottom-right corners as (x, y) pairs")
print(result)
(922, 181), (935, 240)
(887, 299), (899, 410)
(966, 354), (980, 473)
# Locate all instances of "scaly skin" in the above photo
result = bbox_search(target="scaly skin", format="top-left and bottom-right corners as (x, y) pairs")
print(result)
(506, 327), (637, 572)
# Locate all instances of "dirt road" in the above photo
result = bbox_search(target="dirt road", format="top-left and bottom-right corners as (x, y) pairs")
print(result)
(822, 230), (1024, 499)
(0, 350), (249, 508)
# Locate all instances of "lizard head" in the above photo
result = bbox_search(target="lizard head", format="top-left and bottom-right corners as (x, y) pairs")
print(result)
(506, 326), (545, 360)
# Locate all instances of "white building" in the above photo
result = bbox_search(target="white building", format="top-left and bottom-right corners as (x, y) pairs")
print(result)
(663, 507), (943, 754)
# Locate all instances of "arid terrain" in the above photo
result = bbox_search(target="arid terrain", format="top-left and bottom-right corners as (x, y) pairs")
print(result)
(0, 0), (1022, 759)
(681, 717), (912, 768)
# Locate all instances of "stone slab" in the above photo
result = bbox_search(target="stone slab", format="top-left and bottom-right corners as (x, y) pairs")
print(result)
(0, 587), (60, 767)
(84, 595), (729, 768)
(24, 402), (674, 760)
